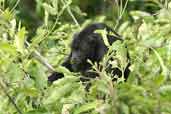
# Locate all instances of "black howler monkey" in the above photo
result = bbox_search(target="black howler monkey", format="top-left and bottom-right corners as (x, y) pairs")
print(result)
(48, 23), (130, 83)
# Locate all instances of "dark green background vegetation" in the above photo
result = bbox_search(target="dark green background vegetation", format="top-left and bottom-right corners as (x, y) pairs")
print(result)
(0, 0), (171, 114)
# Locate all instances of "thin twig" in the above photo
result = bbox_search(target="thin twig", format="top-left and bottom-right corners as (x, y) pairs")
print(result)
(114, 0), (128, 29)
(25, 41), (55, 72)
(93, 63), (118, 114)
(62, 0), (80, 27)
(10, 0), (20, 12)
(25, 0), (80, 72)
(0, 78), (23, 114)
(31, 0), (70, 46)
(150, 47), (169, 80)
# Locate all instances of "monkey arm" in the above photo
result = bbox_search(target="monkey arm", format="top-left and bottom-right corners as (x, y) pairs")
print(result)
(48, 55), (73, 83)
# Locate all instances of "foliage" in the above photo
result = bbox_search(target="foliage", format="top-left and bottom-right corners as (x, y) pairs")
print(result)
(1, 0), (171, 114)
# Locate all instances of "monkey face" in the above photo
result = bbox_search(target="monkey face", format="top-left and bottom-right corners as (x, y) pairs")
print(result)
(70, 34), (97, 71)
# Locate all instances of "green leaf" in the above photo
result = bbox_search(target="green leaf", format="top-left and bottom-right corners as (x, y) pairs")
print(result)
(1, 9), (13, 21)
(21, 87), (39, 97)
(0, 42), (17, 55)
(118, 21), (130, 34)
(44, 82), (78, 104)
(26, 60), (47, 89)
(53, 76), (79, 86)
(159, 85), (171, 101)
(9, 19), (16, 37)
(130, 11), (154, 22)
(90, 79), (109, 96)
(15, 27), (27, 54)
(6, 63), (24, 82)
(153, 75), (165, 86)
(71, 6), (87, 16)
(74, 101), (101, 114)
(25, 108), (49, 114)
(43, 3), (57, 15)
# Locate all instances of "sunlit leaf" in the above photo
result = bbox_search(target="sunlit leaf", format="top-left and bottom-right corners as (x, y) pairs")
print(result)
(159, 85), (171, 101)
(74, 101), (101, 114)
(15, 27), (27, 54)
(130, 11), (154, 22)
(95, 29), (110, 47)
(0, 42), (17, 55)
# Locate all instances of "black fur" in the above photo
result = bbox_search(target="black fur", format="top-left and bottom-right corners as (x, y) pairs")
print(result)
(48, 23), (130, 83)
